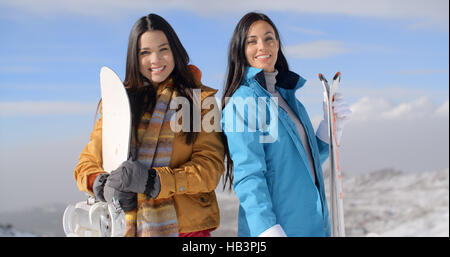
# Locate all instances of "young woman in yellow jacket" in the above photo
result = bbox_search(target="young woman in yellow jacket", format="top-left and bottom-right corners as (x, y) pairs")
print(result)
(74, 13), (224, 237)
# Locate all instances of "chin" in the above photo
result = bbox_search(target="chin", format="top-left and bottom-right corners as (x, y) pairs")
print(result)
(152, 75), (168, 83)
(262, 66), (276, 72)
(252, 63), (275, 72)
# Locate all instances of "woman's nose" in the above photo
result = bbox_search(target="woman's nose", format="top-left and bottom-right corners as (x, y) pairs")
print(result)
(257, 40), (267, 51)
(149, 52), (161, 63)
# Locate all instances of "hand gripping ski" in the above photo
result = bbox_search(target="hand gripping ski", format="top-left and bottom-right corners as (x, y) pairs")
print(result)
(318, 72), (345, 237)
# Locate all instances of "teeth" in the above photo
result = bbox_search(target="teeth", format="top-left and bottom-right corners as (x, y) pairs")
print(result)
(256, 55), (270, 59)
(152, 66), (164, 71)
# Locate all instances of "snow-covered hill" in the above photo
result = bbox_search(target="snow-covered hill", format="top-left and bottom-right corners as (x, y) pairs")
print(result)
(0, 168), (447, 237)
(0, 203), (67, 236)
(212, 168), (449, 237)
(0, 224), (36, 237)
(341, 168), (449, 236)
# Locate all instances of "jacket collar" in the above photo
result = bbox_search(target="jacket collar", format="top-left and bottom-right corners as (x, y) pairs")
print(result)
(244, 66), (306, 91)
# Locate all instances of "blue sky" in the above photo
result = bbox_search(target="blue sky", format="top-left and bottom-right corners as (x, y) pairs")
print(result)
(0, 0), (448, 211)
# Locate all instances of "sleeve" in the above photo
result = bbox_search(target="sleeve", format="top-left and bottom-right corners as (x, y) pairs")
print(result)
(315, 119), (330, 164)
(222, 97), (278, 237)
(316, 135), (330, 165)
(154, 96), (225, 198)
(73, 116), (106, 195)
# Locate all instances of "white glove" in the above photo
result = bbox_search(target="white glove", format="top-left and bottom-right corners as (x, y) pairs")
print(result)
(316, 92), (352, 145)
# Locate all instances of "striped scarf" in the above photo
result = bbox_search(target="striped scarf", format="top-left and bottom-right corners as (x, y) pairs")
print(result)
(124, 81), (179, 237)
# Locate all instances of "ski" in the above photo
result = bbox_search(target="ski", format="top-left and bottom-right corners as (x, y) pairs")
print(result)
(318, 72), (345, 237)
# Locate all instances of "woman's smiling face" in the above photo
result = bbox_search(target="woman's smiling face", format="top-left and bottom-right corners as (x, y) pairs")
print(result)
(245, 20), (279, 72)
(138, 30), (175, 87)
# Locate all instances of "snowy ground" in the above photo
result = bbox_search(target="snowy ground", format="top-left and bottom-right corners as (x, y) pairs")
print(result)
(341, 168), (449, 236)
(212, 168), (449, 237)
(1, 168), (448, 237)
(0, 224), (36, 237)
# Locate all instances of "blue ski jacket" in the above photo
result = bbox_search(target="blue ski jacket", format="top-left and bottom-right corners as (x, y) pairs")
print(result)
(222, 67), (331, 237)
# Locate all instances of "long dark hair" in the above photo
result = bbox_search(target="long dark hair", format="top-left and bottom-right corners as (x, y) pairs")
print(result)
(221, 12), (289, 190)
(123, 13), (199, 146)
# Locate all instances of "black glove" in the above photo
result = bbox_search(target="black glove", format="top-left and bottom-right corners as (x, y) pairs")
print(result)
(144, 169), (161, 199)
(93, 172), (137, 212)
(106, 159), (161, 199)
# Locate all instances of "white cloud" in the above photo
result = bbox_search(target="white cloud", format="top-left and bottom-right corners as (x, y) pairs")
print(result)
(349, 96), (446, 121)
(292, 92), (448, 174)
(348, 96), (393, 121)
(0, 101), (97, 116)
(332, 96), (449, 173)
(435, 100), (449, 117)
(1, 0), (448, 30)
(284, 40), (350, 59)
(382, 97), (437, 120)
(330, 81), (449, 111)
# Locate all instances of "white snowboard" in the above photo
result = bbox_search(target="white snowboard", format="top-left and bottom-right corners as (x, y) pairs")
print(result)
(100, 66), (131, 172)
(63, 66), (131, 237)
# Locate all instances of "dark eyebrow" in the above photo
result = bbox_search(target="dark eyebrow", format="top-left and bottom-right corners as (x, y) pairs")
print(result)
(139, 43), (169, 51)
(246, 31), (275, 39)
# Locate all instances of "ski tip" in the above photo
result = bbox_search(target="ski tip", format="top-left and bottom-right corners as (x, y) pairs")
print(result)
(333, 72), (341, 81)
(318, 73), (327, 82)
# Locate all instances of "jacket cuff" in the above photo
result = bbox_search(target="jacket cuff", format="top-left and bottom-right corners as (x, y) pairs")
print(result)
(87, 172), (105, 193)
(258, 224), (287, 237)
(153, 166), (188, 199)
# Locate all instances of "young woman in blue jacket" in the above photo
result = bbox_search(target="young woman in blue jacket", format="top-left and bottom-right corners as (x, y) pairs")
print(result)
(221, 12), (352, 237)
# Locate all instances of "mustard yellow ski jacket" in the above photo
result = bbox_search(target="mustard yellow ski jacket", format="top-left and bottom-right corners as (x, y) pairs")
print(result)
(74, 81), (225, 233)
